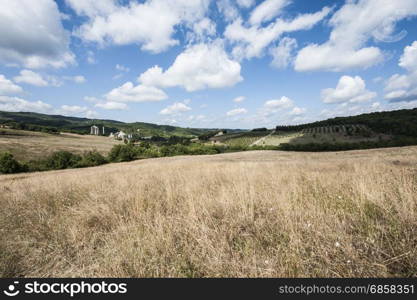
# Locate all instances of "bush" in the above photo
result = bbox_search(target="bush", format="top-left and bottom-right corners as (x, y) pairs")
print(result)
(108, 144), (137, 162)
(0, 152), (26, 174)
(45, 151), (82, 170)
(78, 151), (108, 167)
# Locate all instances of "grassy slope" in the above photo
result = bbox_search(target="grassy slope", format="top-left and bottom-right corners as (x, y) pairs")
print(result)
(0, 128), (122, 161)
(1, 147), (416, 277)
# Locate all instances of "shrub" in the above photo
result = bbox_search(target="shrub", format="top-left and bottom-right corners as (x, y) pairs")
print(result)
(78, 151), (108, 167)
(0, 152), (26, 174)
(108, 144), (137, 162)
(45, 151), (82, 170)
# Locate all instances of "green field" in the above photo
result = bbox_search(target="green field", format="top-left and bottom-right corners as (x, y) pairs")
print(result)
(211, 131), (272, 147)
(218, 126), (392, 148)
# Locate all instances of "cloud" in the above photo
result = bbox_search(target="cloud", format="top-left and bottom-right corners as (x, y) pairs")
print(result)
(236, 0), (255, 9)
(113, 64), (130, 80)
(0, 75), (23, 95)
(95, 101), (128, 110)
(295, 0), (417, 72)
(216, 0), (240, 22)
(86, 51), (96, 64)
(59, 105), (98, 118)
(60, 105), (89, 114)
(115, 64), (130, 72)
(248, 96), (297, 127)
(105, 82), (168, 103)
(226, 107), (248, 116)
(67, 0), (211, 53)
(321, 76), (376, 104)
(289, 106), (306, 116)
(0, 0), (74, 68)
(385, 74), (411, 92)
(74, 76), (86, 83)
(84, 96), (101, 103)
(14, 70), (49, 87)
(225, 6), (330, 60)
(233, 96), (245, 103)
(270, 37), (297, 69)
(320, 101), (386, 119)
(0, 93), (98, 118)
(187, 18), (217, 43)
(0, 95), (52, 113)
(85, 96), (128, 110)
(14, 70), (84, 87)
(399, 41), (417, 71)
(264, 96), (294, 110)
(139, 41), (242, 92)
(249, 0), (290, 25)
(384, 41), (417, 103)
(54, 105), (98, 118)
(160, 102), (191, 115)
(64, 75), (86, 84)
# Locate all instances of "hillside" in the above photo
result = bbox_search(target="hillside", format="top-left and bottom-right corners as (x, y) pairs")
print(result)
(276, 108), (417, 137)
(214, 108), (417, 150)
(1, 147), (416, 277)
(0, 111), (208, 137)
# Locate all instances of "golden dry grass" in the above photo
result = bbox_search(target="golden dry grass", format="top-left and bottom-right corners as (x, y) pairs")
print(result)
(0, 129), (121, 161)
(0, 147), (416, 277)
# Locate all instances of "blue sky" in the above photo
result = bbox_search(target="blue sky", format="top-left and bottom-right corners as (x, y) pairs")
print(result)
(1, 0), (417, 129)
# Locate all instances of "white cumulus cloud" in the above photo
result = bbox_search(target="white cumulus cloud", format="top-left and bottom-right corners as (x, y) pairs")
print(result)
(264, 96), (294, 109)
(270, 37), (297, 69)
(95, 101), (128, 110)
(384, 41), (417, 103)
(14, 70), (49, 87)
(0, 75), (23, 95)
(0, 95), (52, 113)
(105, 82), (168, 103)
(139, 41), (242, 92)
(0, 0), (74, 68)
(225, 6), (330, 60)
(160, 102), (191, 115)
(321, 76), (376, 104)
(67, 0), (211, 53)
(226, 107), (248, 116)
(295, 0), (417, 72)
(249, 0), (290, 25)
(236, 0), (255, 9)
(233, 96), (246, 103)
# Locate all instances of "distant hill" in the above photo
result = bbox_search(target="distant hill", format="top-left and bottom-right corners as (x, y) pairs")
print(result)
(276, 108), (417, 138)
(0, 111), (208, 137)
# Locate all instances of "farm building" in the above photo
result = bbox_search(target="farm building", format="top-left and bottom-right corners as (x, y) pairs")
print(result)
(90, 125), (99, 135)
(116, 131), (127, 140)
(90, 125), (105, 135)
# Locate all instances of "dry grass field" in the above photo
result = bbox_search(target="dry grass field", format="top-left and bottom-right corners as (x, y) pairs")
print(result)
(0, 129), (122, 161)
(261, 132), (387, 147)
(0, 147), (416, 277)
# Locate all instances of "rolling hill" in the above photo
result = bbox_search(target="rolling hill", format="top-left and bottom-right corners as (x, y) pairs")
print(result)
(212, 108), (417, 150)
(0, 111), (208, 137)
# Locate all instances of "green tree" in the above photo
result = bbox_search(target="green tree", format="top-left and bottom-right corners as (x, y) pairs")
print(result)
(0, 152), (26, 174)
(45, 151), (82, 170)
